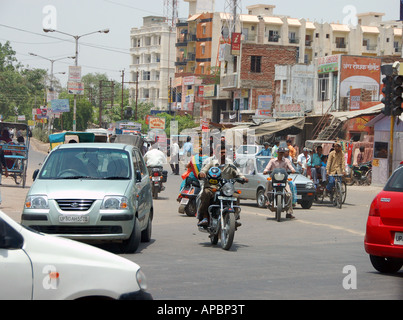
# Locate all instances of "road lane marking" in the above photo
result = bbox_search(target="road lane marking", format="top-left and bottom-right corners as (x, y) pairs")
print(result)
(241, 209), (365, 237)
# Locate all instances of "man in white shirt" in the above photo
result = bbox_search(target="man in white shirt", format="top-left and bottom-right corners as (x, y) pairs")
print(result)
(297, 148), (310, 176)
(169, 138), (180, 175)
(143, 146), (167, 168)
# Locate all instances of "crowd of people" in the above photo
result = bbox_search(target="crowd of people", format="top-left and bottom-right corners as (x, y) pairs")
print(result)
(143, 135), (349, 226)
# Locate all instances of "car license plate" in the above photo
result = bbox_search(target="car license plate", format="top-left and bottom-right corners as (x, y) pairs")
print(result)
(394, 232), (403, 246)
(180, 198), (189, 205)
(152, 177), (160, 181)
(59, 215), (89, 223)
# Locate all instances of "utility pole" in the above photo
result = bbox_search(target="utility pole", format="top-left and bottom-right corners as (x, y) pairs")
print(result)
(120, 70), (138, 120)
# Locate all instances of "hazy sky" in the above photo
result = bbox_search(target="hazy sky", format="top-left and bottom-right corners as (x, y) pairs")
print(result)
(0, 0), (400, 87)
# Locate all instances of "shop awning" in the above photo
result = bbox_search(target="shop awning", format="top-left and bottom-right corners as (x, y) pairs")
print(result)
(329, 103), (383, 122)
(251, 117), (305, 137)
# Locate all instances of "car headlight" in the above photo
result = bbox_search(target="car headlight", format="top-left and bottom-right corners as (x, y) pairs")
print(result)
(25, 195), (49, 209)
(306, 182), (314, 189)
(222, 182), (235, 197)
(136, 269), (147, 290)
(101, 196), (128, 209)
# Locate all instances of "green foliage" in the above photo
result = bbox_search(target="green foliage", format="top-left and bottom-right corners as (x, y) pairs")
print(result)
(0, 41), (46, 122)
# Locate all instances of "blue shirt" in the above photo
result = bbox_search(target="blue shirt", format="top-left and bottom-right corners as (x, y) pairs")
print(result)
(256, 148), (271, 157)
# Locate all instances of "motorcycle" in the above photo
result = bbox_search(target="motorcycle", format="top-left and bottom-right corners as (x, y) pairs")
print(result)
(177, 178), (201, 217)
(198, 166), (245, 250)
(148, 166), (167, 199)
(265, 168), (293, 222)
(345, 161), (372, 186)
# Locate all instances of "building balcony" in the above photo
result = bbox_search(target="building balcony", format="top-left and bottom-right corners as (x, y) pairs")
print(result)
(221, 110), (239, 123)
(363, 44), (377, 51)
(288, 37), (300, 44)
(220, 74), (238, 90)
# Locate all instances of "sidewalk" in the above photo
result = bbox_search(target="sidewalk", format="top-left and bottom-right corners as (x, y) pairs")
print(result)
(0, 137), (48, 222)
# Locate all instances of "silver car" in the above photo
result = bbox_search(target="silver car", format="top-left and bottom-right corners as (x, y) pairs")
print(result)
(21, 143), (153, 253)
(234, 156), (316, 209)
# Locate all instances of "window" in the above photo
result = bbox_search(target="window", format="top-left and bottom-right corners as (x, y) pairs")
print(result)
(233, 56), (237, 73)
(268, 30), (279, 42)
(143, 71), (150, 81)
(318, 74), (329, 101)
(250, 56), (261, 73)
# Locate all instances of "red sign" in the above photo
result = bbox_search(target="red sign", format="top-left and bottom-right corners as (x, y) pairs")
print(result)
(231, 33), (241, 56)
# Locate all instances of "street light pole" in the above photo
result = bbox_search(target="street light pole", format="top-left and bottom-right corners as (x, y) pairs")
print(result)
(43, 28), (109, 131)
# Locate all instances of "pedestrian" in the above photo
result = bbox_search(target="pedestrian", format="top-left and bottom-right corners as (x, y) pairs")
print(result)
(182, 136), (193, 166)
(0, 148), (9, 205)
(256, 142), (271, 156)
(297, 147), (310, 176)
(286, 139), (296, 161)
(170, 138), (180, 175)
(271, 141), (279, 158)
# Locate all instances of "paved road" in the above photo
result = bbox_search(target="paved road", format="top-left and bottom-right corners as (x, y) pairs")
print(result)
(2, 141), (402, 300)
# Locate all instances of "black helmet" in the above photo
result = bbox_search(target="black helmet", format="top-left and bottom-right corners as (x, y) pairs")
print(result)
(278, 147), (286, 153)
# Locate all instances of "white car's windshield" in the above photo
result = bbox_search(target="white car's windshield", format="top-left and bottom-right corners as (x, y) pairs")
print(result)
(39, 148), (131, 180)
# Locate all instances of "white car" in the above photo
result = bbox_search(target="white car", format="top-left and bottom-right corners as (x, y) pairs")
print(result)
(0, 211), (152, 300)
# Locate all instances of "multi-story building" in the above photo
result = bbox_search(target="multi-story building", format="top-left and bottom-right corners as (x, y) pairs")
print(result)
(130, 16), (176, 110)
(173, 1), (403, 123)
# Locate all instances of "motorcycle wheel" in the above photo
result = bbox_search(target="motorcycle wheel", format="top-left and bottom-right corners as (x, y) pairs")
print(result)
(276, 195), (282, 222)
(221, 211), (235, 250)
(345, 172), (355, 186)
(152, 186), (159, 199)
(365, 170), (372, 186)
(185, 199), (197, 217)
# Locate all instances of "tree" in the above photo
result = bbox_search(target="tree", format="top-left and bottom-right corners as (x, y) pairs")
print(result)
(0, 41), (46, 122)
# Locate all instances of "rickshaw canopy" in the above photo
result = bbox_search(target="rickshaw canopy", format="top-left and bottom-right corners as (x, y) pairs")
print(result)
(49, 131), (95, 150)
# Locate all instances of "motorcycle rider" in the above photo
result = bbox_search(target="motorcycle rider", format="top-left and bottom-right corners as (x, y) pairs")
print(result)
(197, 144), (248, 227)
(263, 147), (296, 219)
(143, 144), (167, 175)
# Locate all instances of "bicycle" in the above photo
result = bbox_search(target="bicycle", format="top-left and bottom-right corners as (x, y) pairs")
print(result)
(328, 174), (345, 209)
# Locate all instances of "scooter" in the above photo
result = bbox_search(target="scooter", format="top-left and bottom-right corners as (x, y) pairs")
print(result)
(177, 178), (201, 217)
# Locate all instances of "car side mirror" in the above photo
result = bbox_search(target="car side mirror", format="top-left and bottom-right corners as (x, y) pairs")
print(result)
(32, 169), (39, 181)
(136, 170), (142, 182)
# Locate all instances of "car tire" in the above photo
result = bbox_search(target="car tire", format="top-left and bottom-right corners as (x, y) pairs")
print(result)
(122, 217), (141, 254)
(300, 199), (313, 209)
(369, 255), (403, 273)
(141, 213), (152, 242)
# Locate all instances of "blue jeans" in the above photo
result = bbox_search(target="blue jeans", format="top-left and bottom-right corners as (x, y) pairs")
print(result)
(326, 176), (335, 192)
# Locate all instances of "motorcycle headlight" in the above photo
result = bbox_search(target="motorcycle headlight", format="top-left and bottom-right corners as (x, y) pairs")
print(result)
(25, 195), (49, 209)
(222, 183), (235, 197)
(273, 172), (285, 182)
(101, 196), (128, 209)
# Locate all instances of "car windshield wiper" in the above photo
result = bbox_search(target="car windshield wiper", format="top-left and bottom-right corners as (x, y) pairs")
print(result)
(105, 176), (128, 180)
(59, 175), (95, 179)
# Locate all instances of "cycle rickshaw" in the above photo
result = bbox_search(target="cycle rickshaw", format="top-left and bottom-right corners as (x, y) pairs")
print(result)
(0, 122), (31, 188)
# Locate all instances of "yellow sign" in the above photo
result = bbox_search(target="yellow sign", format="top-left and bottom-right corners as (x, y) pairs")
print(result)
(149, 117), (166, 130)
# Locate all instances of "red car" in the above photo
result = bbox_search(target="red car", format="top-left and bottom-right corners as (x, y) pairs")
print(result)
(365, 165), (403, 273)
